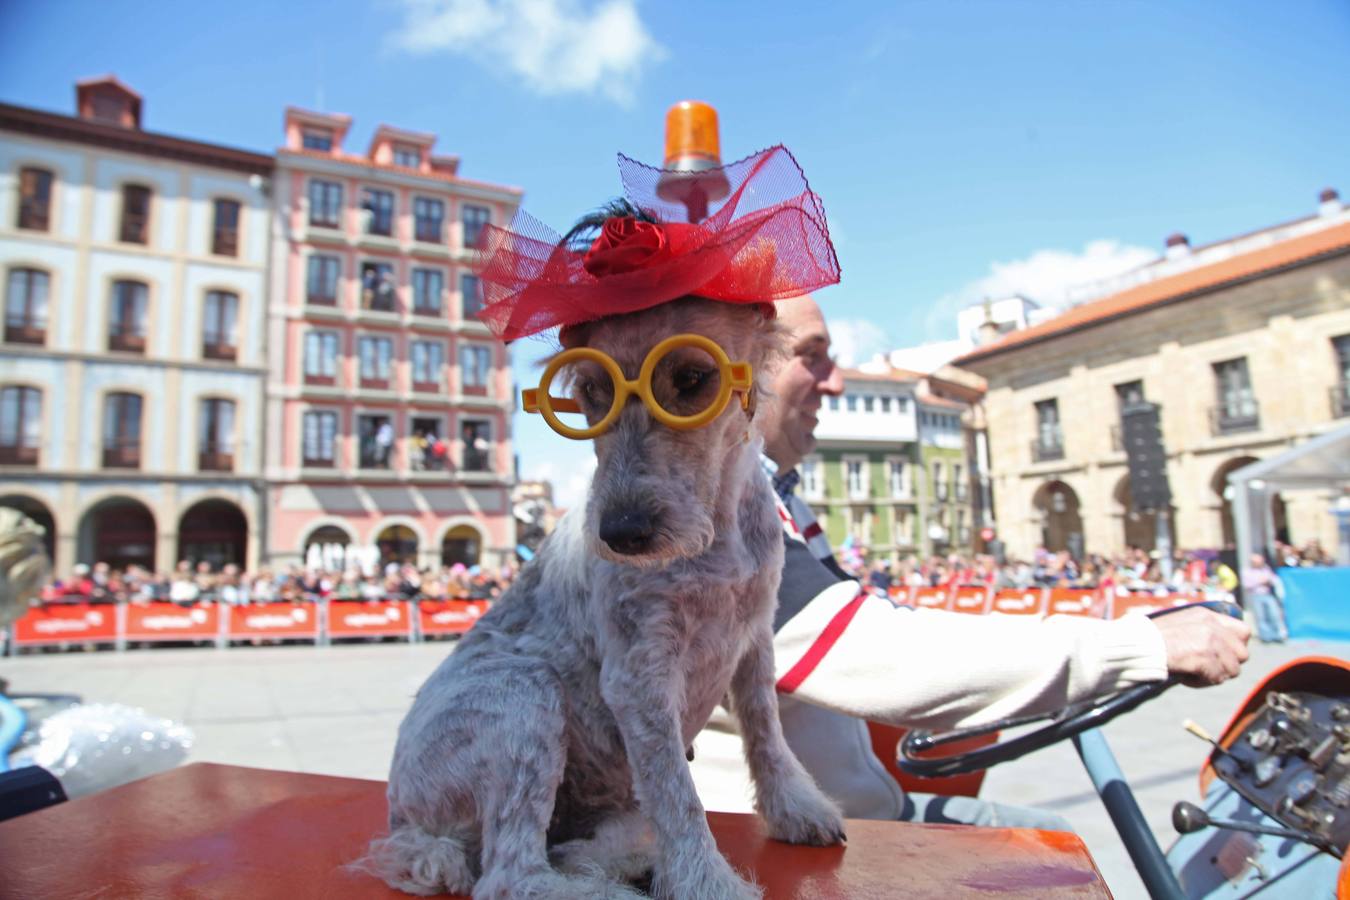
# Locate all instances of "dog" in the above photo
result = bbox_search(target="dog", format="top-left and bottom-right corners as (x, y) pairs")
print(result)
(361, 295), (844, 899)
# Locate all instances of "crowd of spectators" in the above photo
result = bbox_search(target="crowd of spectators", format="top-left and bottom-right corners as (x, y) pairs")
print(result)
(39, 559), (519, 606)
(843, 538), (1337, 599)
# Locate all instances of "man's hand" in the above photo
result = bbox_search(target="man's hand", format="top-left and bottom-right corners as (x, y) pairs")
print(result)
(1153, 607), (1251, 687)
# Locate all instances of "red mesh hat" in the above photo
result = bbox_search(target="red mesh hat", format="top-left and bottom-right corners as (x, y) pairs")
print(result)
(473, 145), (840, 341)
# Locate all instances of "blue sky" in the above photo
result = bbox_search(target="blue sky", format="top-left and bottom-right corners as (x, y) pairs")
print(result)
(4, 0), (1348, 506)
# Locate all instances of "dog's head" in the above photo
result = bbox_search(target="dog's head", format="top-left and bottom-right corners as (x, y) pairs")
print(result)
(555, 297), (784, 567)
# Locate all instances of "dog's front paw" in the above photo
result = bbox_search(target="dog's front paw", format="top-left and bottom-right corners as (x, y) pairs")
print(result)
(655, 849), (762, 900)
(761, 782), (846, 847)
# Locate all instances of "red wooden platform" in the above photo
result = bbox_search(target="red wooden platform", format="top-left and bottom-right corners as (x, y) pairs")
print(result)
(0, 763), (1112, 898)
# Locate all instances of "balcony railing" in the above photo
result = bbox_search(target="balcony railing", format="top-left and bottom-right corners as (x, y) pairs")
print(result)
(202, 342), (236, 362)
(1209, 400), (1261, 436)
(198, 448), (234, 472)
(212, 228), (238, 257)
(362, 285), (398, 312)
(0, 445), (38, 466)
(1332, 383), (1350, 419)
(120, 214), (148, 244)
(414, 221), (443, 243)
(1031, 438), (1065, 462)
(103, 442), (141, 469)
(463, 448), (492, 472)
(4, 323), (45, 345)
(108, 333), (146, 354)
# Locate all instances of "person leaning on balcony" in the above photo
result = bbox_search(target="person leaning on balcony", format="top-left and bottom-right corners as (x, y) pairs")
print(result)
(689, 293), (1254, 832)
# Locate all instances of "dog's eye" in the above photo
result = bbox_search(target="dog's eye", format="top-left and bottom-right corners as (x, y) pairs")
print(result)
(672, 367), (714, 396)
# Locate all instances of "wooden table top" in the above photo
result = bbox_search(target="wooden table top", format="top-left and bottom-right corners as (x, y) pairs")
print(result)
(0, 763), (1112, 898)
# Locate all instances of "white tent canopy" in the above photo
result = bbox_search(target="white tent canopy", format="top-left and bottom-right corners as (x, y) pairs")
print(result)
(1229, 421), (1350, 566)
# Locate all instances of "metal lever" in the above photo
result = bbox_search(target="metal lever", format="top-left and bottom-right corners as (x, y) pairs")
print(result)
(1171, 801), (1334, 852)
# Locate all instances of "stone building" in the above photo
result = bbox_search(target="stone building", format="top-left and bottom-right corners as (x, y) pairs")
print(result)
(956, 192), (1350, 561)
(0, 77), (273, 573)
(264, 108), (522, 571)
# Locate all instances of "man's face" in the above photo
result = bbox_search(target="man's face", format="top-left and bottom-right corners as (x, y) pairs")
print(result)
(761, 295), (843, 471)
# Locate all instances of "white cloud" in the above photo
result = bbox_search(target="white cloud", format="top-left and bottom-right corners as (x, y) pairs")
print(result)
(923, 238), (1154, 340)
(386, 0), (664, 104)
(827, 317), (891, 369)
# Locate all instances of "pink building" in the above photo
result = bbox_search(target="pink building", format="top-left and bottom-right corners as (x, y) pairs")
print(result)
(265, 108), (522, 570)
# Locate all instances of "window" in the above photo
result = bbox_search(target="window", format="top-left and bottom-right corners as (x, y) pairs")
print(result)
(888, 459), (908, 499)
(461, 419), (491, 471)
(358, 335), (394, 387)
(410, 417), (446, 471)
(358, 414), (394, 469)
(17, 167), (53, 231)
(954, 463), (967, 501)
(5, 268), (48, 345)
(119, 184), (150, 243)
(393, 144), (421, 168)
(1114, 380), (1145, 412)
(1332, 335), (1350, 418)
(0, 386), (40, 465)
(827, 395), (839, 411)
(361, 262), (396, 311)
(846, 395), (857, 412)
(460, 344), (491, 393)
(893, 507), (913, 546)
(109, 280), (148, 353)
(362, 188), (394, 236)
(308, 179), (342, 228)
(103, 392), (142, 469)
(303, 331), (339, 385)
(849, 507), (872, 545)
(801, 457), (824, 500)
(306, 255), (340, 305)
(863, 395), (875, 413)
(933, 460), (948, 501)
(460, 273), (483, 319)
(411, 340), (445, 390)
(1212, 357), (1259, 434)
(461, 204), (490, 248)
(302, 410), (338, 467)
(412, 268), (443, 315)
(212, 198), (241, 256)
(199, 398), (235, 471)
(1033, 399), (1063, 460)
(302, 129), (333, 151)
(880, 396), (892, 413)
(845, 458), (867, 499)
(896, 396), (909, 413)
(202, 290), (238, 360)
(413, 197), (444, 242)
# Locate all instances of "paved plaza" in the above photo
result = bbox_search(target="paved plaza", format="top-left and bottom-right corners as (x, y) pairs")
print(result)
(4, 635), (1346, 898)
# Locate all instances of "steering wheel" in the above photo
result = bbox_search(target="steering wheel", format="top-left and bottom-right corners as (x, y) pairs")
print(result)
(898, 600), (1241, 779)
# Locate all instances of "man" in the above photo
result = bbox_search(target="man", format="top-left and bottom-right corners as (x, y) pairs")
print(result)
(1241, 553), (1287, 643)
(690, 294), (1251, 830)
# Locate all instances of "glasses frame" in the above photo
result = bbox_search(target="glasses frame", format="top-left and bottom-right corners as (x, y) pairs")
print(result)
(522, 333), (753, 440)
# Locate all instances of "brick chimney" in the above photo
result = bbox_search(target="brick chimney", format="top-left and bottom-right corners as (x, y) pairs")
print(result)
(1319, 187), (1342, 218)
(1164, 232), (1190, 260)
(75, 76), (142, 129)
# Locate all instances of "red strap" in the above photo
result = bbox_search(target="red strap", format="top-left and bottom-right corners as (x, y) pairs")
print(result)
(776, 591), (866, 694)
(802, 521), (822, 540)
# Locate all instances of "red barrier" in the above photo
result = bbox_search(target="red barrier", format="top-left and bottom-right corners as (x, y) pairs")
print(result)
(991, 588), (1048, 617)
(418, 599), (488, 636)
(226, 603), (320, 641)
(123, 602), (220, 642)
(886, 586), (912, 608)
(1108, 592), (1188, 619)
(911, 587), (952, 611)
(12, 603), (119, 646)
(1046, 588), (1106, 618)
(950, 586), (991, 615)
(327, 600), (413, 639)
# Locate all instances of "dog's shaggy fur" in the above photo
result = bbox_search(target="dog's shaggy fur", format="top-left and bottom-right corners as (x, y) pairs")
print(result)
(361, 297), (844, 899)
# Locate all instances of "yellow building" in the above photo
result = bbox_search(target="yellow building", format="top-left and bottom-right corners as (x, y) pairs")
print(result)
(956, 199), (1350, 561)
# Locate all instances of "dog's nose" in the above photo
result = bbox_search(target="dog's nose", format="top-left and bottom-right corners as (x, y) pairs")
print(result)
(599, 510), (655, 555)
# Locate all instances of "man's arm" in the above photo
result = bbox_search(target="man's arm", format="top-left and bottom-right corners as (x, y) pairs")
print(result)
(772, 537), (1250, 731)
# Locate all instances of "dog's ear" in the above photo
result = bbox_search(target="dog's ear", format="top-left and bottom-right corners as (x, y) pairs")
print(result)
(559, 323), (591, 349)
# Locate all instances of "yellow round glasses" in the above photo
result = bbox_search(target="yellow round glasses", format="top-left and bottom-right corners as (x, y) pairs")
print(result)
(522, 333), (754, 441)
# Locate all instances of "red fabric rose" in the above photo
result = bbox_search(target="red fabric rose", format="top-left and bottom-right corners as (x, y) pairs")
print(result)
(582, 217), (671, 277)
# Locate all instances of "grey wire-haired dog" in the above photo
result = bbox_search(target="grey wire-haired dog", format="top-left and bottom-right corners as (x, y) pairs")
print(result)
(361, 296), (844, 898)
